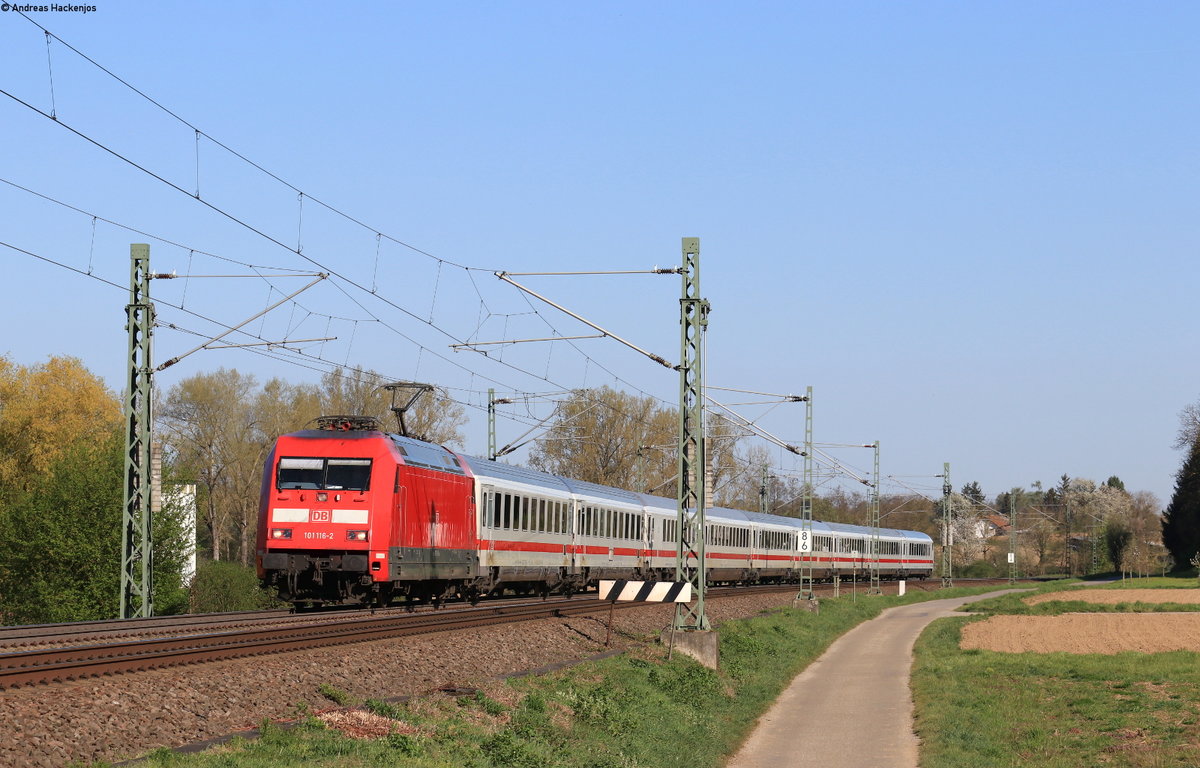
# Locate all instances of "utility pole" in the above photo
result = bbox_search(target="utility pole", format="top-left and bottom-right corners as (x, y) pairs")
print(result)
(941, 462), (953, 588)
(1008, 494), (1017, 584)
(121, 244), (154, 619)
(1064, 498), (1073, 577)
(798, 386), (815, 600)
(674, 237), (710, 633)
(487, 388), (497, 460)
(867, 441), (882, 595)
(758, 464), (769, 515)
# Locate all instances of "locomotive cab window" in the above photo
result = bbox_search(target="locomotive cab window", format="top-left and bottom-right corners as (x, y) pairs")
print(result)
(278, 457), (372, 491)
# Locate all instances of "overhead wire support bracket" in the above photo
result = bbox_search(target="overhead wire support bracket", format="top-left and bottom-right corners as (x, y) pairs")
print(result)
(154, 273), (327, 371)
(499, 268), (682, 276)
(492, 400), (602, 459)
(702, 393), (805, 456)
(494, 271), (676, 370)
(707, 384), (809, 402)
(155, 272), (324, 279)
(203, 336), (336, 350)
(451, 334), (605, 349)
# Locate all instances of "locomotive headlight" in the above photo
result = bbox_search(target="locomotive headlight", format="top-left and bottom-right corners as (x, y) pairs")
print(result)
(347, 530), (369, 541)
(271, 528), (292, 540)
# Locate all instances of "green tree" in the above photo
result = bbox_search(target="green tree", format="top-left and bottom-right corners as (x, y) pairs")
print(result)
(529, 386), (676, 490)
(1104, 518), (1133, 573)
(527, 386), (742, 495)
(960, 481), (985, 505)
(1162, 440), (1200, 571)
(1127, 490), (1164, 575)
(0, 355), (120, 493)
(0, 427), (190, 623)
(159, 368), (262, 564)
(0, 432), (121, 622)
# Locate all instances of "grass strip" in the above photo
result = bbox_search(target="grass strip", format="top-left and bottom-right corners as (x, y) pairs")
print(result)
(128, 584), (998, 768)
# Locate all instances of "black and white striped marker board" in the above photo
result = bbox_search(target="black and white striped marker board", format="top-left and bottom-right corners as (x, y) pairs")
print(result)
(598, 580), (692, 603)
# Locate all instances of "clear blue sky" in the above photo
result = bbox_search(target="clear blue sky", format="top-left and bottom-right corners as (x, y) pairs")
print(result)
(1, 1), (1196, 505)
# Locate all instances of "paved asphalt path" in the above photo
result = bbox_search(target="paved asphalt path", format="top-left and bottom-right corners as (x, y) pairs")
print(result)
(726, 590), (1025, 768)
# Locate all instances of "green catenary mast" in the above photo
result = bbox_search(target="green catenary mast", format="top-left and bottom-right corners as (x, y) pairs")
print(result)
(797, 386), (815, 601)
(867, 441), (882, 595)
(674, 237), (710, 631)
(941, 461), (953, 588)
(121, 244), (154, 618)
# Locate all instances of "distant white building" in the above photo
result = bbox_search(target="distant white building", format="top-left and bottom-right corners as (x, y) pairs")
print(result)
(162, 484), (198, 584)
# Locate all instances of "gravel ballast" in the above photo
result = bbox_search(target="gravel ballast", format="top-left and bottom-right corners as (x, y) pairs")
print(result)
(3, 591), (801, 767)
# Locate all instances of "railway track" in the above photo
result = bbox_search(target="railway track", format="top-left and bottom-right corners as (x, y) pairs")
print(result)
(0, 603), (453, 651)
(0, 578), (1002, 690)
(0, 600), (584, 689)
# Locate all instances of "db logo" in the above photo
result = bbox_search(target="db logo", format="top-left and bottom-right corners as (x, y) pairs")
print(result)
(311, 509), (332, 523)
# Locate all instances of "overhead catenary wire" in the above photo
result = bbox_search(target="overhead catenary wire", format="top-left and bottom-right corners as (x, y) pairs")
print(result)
(11, 10), (477, 273)
(2, 10), (713, 436)
(0, 90), (681, 429)
(2, 13), (684, 420)
(2, 16), (928, 483)
(4, 13), (706, 447)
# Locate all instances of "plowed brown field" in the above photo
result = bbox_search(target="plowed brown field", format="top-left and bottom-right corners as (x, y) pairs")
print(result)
(963, 589), (1200, 653)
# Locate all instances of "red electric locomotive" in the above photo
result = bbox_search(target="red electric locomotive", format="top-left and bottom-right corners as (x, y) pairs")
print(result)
(257, 415), (937, 608)
(255, 415), (476, 607)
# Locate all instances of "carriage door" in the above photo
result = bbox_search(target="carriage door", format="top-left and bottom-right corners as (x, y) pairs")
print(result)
(569, 499), (579, 574)
(482, 486), (496, 565)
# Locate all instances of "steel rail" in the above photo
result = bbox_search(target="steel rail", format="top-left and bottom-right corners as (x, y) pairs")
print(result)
(0, 581), (991, 689)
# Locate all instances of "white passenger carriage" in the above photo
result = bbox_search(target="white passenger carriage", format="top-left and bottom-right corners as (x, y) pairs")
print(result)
(461, 454), (933, 597)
